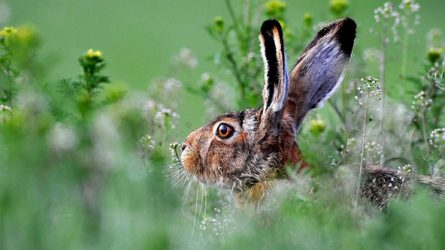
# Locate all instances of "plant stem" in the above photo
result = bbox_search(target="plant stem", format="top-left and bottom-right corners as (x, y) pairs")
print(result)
(379, 23), (387, 167)
(225, 0), (242, 42)
(401, 28), (409, 78)
(221, 34), (246, 105)
(400, 11), (411, 79)
(328, 99), (347, 131)
(420, 113), (430, 154)
(355, 93), (369, 209)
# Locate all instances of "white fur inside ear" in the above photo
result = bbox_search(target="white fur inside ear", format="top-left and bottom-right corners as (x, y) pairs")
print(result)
(315, 62), (348, 108)
(259, 34), (269, 113)
(307, 41), (349, 109)
(259, 31), (289, 114)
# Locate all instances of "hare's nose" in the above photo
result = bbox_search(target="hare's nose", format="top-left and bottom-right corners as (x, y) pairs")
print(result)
(181, 143), (186, 151)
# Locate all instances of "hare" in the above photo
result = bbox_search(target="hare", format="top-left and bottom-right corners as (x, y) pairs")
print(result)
(179, 18), (444, 207)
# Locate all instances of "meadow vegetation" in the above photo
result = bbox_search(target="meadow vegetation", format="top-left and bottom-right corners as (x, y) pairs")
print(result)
(1, 0), (445, 249)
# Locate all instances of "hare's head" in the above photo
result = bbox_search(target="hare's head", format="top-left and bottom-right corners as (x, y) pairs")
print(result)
(181, 18), (356, 193)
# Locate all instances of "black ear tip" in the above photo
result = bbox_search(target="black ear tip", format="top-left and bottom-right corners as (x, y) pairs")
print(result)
(335, 17), (357, 56)
(261, 19), (283, 35)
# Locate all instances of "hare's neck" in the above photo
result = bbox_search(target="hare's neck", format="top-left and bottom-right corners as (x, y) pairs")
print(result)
(281, 137), (308, 171)
(234, 181), (276, 207)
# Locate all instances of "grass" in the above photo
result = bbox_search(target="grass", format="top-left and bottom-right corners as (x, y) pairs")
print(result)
(1, 0), (445, 249)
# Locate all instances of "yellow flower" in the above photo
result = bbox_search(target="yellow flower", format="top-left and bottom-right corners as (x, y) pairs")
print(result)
(427, 47), (443, 64)
(16, 26), (38, 42)
(330, 0), (349, 17)
(86, 49), (103, 59)
(309, 119), (326, 136)
(264, 0), (287, 18)
(303, 12), (313, 27)
(0, 26), (18, 37)
(213, 16), (224, 28)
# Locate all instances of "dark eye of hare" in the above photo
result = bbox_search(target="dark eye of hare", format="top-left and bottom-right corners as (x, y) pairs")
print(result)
(216, 123), (234, 139)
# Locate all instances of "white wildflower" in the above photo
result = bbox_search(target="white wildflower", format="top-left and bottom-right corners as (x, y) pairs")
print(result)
(0, 3), (11, 25)
(0, 104), (12, 112)
(164, 78), (182, 92)
(399, 0), (420, 13)
(429, 128), (445, 148)
(411, 91), (432, 111)
(362, 48), (383, 63)
(172, 48), (198, 68)
(48, 123), (77, 153)
(355, 76), (382, 106)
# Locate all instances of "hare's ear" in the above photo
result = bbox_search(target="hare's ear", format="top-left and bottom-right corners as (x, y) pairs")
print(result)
(285, 18), (356, 129)
(259, 20), (289, 133)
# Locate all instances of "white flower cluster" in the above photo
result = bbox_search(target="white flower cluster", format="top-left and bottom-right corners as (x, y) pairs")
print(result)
(0, 104), (12, 112)
(427, 65), (445, 90)
(399, 0), (420, 13)
(374, 3), (400, 24)
(355, 76), (382, 106)
(144, 100), (179, 130)
(362, 48), (383, 63)
(399, 0), (420, 35)
(411, 91), (432, 111)
(47, 123), (77, 153)
(427, 29), (443, 48)
(0, 3), (11, 25)
(199, 74), (235, 115)
(151, 77), (183, 107)
(339, 137), (358, 156)
(364, 141), (383, 164)
(429, 128), (445, 148)
(199, 205), (234, 237)
(374, 2), (402, 41)
(172, 47), (198, 69)
(164, 78), (182, 93)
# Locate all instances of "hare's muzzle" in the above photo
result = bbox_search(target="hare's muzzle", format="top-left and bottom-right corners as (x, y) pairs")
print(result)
(180, 129), (203, 175)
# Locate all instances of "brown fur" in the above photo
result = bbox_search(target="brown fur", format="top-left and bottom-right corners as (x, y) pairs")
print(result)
(181, 18), (356, 200)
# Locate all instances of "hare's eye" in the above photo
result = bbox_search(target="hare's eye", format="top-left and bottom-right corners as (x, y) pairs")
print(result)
(216, 123), (234, 139)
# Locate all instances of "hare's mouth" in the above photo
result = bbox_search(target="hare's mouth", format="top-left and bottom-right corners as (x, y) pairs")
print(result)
(180, 149), (235, 188)
(180, 150), (200, 174)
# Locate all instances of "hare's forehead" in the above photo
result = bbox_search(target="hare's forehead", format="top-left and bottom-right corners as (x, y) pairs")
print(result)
(206, 109), (258, 132)
(242, 113), (257, 132)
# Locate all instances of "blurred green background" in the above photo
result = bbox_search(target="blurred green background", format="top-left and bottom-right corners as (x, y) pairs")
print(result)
(2, 0), (445, 249)
(7, 0), (445, 130)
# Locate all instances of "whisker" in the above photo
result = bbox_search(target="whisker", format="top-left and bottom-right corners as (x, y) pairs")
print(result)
(183, 177), (193, 204)
(203, 186), (207, 220)
(199, 183), (205, 221)
(193, 183), (200, 231)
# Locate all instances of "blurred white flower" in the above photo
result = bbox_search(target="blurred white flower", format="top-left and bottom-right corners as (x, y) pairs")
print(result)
(164, 78), (182, 92)
(355, 76), (382, 106)
(93, 114), (120, 168)
(429, 128), (445, 148)
(0, 104), (12, 112)
(16, 91), (48, 113)
(48, 123), (77, 153)
(399, 0), (420, 13)
(374, 2), (400, 23)
(374, 2), (401, 42)
(200, 72), (211, 82)
(426, 29), (443, 48)
(154, 105), (179, 130)
(362, 48), (383, 63)
(411, 91), (432, 111)
(0, 3), (11, 25)
(204, 81), (235, 115)
(172, 48), (198, 68)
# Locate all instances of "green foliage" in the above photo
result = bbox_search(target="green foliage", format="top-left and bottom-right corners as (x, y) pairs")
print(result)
(1, 0), (445, 249)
